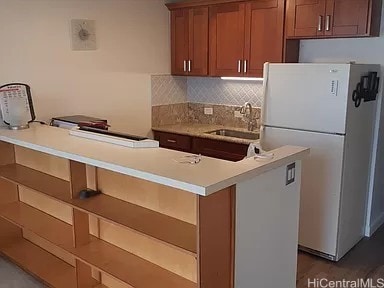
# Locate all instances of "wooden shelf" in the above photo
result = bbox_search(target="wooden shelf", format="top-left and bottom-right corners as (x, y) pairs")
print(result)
(0, 201), (73, 249)
(0, 164), (71, 202)
(0, 237), (77, 288)
(70, 237), (196, 288)
(0, 164), (197, 254)
(72, 195), (196, 253)
(0, 199), (195, 288)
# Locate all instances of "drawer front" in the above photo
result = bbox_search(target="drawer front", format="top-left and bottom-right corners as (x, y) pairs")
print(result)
(192, 138), (248, 162)
(154, 131), (192, 152)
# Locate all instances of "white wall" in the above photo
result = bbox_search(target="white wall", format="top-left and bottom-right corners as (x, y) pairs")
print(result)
(0, 0), (170, 136)
(300, 4), (384, 235)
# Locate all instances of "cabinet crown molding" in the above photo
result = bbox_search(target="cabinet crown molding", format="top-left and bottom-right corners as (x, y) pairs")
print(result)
(166, 0), (248, 10)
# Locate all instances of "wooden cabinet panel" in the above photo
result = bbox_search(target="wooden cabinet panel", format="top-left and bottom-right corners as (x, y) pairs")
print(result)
(192, 138), (248, 162)
(154, 131), (248, 161)
(188, 7), (209, 76)
(326, 0), (370, 36)
(154, 132), (192, 152)
(209, 3), (246, 76)
(171, 8), (209, 76)
(171, 9), (189, 75)
(244, 0), (284, 77)
(286, 0), (382, 38)
(286, 0), (327, 37)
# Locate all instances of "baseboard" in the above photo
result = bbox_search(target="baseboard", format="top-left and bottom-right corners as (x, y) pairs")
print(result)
(366, 212), (384, 237)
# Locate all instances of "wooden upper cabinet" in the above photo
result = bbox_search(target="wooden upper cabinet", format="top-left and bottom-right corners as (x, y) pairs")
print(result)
(171, 9), (189, 75)
(169, 0), (299, 77)
(244, 0), (285, 77)
(171, 7), (208, 76)
(286, 0), (326, 38)
(326, 0), (372, 37)
(286, 0), (382, 39)
(209, 3), (246, 76)
(189, 8), (209, 76)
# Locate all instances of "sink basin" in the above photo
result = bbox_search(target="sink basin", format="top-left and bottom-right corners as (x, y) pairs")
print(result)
(205, 129), (259, 140)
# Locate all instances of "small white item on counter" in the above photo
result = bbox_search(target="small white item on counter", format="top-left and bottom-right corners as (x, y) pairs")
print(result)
(174, 154), (202, 165)
(247, 141), (274, 161)
(254, 152), (274, 161)
(247, 142), (264, 157)
(69, 128), (159, 148)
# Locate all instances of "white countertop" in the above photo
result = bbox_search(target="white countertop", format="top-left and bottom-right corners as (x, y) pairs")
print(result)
(0, 125), (309, 196)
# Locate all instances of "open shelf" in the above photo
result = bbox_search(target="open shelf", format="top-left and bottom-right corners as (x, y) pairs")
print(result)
(0, 237), (77, 288)
(0, 200), (195, 288)
(0, 163), (197, 254)
(69, 237), (196, 288)
(0, 164), (71, 202)
(0, 201), (73, 249)
(71, 195), (196, 253)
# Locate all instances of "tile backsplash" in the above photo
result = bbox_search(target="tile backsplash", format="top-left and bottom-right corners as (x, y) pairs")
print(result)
(151, 75), (188, 106)
(151, 75), (262, 129)
(152, 103), (260, 129)
(151, 75), (263, 107)
(187, 77), (263, 107)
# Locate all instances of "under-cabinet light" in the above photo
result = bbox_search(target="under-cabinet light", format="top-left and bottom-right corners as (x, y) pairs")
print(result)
(220, 77), (264, 81)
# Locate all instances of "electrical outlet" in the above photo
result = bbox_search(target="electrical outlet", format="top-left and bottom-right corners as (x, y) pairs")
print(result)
(286, 163), (296, 185)
(234, 110), (243, 118)
(204, 107), (213, 115)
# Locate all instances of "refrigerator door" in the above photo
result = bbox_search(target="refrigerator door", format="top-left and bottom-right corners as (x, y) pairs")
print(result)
(264, 64), (350, 134)
(263, 126), (345, 257)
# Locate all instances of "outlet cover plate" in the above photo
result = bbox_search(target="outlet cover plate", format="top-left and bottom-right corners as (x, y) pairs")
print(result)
(204, 107), (213, 115)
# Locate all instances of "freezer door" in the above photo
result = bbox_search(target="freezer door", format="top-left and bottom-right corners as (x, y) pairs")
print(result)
(264, 64), (350, 134)
(263, 127), (345, 257)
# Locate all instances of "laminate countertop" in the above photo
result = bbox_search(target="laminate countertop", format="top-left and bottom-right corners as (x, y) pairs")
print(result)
(152, 124), (260, 145)
(0, 124), (309, 196)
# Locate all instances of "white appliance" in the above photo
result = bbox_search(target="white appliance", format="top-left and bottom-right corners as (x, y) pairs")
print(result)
(261, 63), (380, 261)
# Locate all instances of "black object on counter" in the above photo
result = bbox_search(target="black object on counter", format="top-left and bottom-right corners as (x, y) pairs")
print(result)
(79, 189), (102, 200)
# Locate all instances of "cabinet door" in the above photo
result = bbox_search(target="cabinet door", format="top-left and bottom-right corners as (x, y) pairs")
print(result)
(325, 0), (370, 37)
(286, 0), (327, 38)
(171, 9), (189, 75)
(209, 3), (246, 76)
(192, 138), (248, 162)
(244, 0), (284, 77)
(188, 7), (209, 76)
(154, 131), (192, 152)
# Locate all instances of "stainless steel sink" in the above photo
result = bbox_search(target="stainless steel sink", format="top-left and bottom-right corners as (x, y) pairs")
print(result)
(205, 129), (259, 140)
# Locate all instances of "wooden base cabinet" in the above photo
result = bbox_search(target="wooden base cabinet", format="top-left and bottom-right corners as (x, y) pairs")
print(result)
(286, 0), (382, 38)
(153, 131), (249, 162)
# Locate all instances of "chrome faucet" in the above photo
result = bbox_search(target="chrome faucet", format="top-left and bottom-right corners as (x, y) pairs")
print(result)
(240, 102), (256, 131)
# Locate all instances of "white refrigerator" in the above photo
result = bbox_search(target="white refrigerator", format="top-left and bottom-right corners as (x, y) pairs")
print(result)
(261, 63), (380, 261)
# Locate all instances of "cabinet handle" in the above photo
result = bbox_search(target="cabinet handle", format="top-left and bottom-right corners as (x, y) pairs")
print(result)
(238, 60), (242, 73)
(183, 60), (187, 72)
(188, 60), (191, 72)
(318, 15), (323, 31)
(326, 15), (331, 31)
(167, 139), (177, 143)
(244, 60), (248, 74)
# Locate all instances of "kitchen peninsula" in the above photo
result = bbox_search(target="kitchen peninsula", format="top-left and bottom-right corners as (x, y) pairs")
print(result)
(0, 124), (308, 288)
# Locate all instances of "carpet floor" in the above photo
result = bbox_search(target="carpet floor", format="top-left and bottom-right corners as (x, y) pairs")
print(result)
(0, 257), (45, 288)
